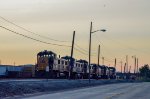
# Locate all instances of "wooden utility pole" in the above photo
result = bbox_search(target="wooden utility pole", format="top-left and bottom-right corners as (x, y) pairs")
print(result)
(126, 55), (128, 73)
(69, 31), (75, 79)
(134, 58), (137, 74)
(98, 45), (100, 66)
(70, 31), (75, 63)
(124, 63), (126, 73)
(114, 58), (116, 69)
(102, 57), (104, 65)
(14, 62), (16, 66)
(137, 58), (138, 73)
(129, 66), (131, 73)
(136, 58), (139, 78)
(88, 22), (92, 83)
(120, 61), (122, 73)
(88, 22), (106, 83)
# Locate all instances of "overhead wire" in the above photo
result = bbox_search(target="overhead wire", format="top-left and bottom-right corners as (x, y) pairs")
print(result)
(94, 34), (115, 58)
(94, 34), (119, 63)
(74, 43), (88, 53)
(74, 47), (96, 57)
(74, 46), (118, 65)
(0, 16), (97, 60)
(74, 43), (97, 55)
(0, 16), (70, 43)
(74, 47), (88, 56)
(0, 25), (71, 47)
(101, 34), (148, 54)
(1, 16), (138, 66)
(74, 33), (115, 64)
(94, 34), (136, 64)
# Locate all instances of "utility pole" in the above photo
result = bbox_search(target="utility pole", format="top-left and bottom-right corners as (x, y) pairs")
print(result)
(98, 45), (100, 66)
(137, 58), (138, 73)
(124, 63), (126, 73)
(137, 58), (139, 78)
(88, 22), (92, 83)
(69, 31), (75, 79)
(129, 66), (131, 73)
(132, 55), (137, 74)
(0, 60), (1, 65)
(102, 57), (104, 65)
(126, 55), (128, 73)
(114, 58), (116, 69)
(96, 45), (100, 78)
(134, 57), (137, 74)
(14, 62), (16, 66)
(120, 61), (122, 73)
(88, 22), (106, 83)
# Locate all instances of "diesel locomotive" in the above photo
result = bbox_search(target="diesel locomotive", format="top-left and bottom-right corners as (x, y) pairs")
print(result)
(35, 50), (116, 79)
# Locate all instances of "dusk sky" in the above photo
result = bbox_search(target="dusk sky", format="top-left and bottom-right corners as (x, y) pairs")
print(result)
(0, 0), (150, 72)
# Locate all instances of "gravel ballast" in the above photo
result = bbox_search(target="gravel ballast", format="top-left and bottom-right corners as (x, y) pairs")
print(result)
(0, 79), (137, 98)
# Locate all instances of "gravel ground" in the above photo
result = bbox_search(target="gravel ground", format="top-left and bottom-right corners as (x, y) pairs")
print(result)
(0, 79), (137, 98)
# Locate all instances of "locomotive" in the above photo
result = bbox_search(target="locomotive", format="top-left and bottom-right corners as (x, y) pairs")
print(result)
(35, 50), (116, 79)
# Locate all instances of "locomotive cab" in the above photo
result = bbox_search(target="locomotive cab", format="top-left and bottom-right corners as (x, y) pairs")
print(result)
(76, 59), (88, 79)
(90, 64), (98, 79)
(36, 50), (56, 78)
(109, 67), (116, 79)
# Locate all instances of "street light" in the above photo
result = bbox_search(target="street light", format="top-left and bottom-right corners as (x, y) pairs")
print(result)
(91, 29), (106, 34)
(88, 22), (106, 83)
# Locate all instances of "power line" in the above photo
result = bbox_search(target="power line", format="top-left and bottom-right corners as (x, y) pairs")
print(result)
(76, 35), (119, 64)
(74, 43), (97, 55)
(104, 57), (114, 62)
(93, 34), (145, 65)
(74, 47), (96, 57)
(0, 24), (113, 63)
(0, 16), (70, 43)
(93, 34), (119, 63)
(0, 25), (71, 47)
(101, 34), (149, 54)
(0, 16), (132, 64)
(75, 43), (88, 52)
(94, 34), (116, 58)
(74, 47), (116, 64)
(103, 58), (111, 62)
(74, 47), (88, 56)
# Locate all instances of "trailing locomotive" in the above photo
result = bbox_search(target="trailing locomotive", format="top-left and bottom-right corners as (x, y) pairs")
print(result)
(35, 50), (116, 79)
(35, 50), (89, 79)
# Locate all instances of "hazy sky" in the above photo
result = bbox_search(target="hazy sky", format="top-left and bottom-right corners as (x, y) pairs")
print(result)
(0, 0), (150, 72)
